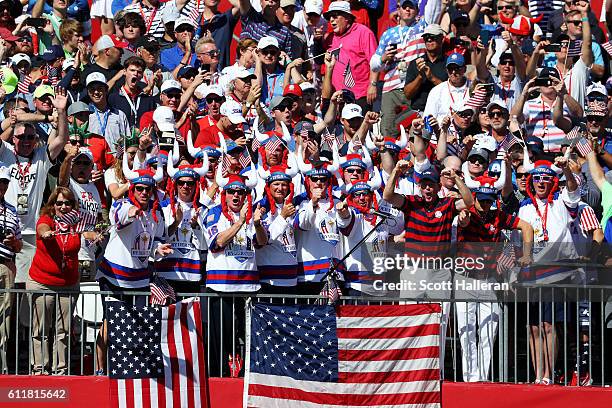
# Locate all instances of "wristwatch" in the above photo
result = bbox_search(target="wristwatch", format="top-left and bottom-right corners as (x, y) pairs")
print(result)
(370, 81), (377, 86)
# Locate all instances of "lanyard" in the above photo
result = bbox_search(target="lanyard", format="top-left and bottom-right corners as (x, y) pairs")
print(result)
(13, 151), (32, 191)
(533, 198), (550, 242)
(541, 99), (549, 136)
(121, 86), (141, 120)
(447, 81), (469, 110)
(139, 2), (158, 34)
(267, 75), (279, 101)
(93, 107), (110, 137)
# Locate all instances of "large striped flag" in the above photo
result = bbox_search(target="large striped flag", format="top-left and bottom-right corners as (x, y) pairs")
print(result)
(108, 299), (209, 408)
(245, 303), (441, 407)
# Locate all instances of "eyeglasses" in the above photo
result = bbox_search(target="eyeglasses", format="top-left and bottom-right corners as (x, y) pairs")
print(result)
(274, 104), (292, 112)
(206, 95), (224, 104)
(134, 185), (153, 193)
(533, 175), (553, 183)
(567, 20), (582, 26)
(498, 5), (515, 10)
(177, 180), (196, 187)
(469, 157), (487, 165)
(423, 35), (441, 42)
(74, 160), (92, 166)
(165, 93), (181, 99)
(516, 172), (528, 179)
(499, 60), (515, 66)
(15, 133), (36, 141)
(345, 168), (364, 174)
(55, 200), (74, 207)
(226, 189), (246, 196)
(456, 110), (473, 118)
(200, 50), (220, 57)
(488, 110), (506, 118)
(310, 176), (329, 183)
(260, 48), (278, 56)
(352, 191), (371, 198)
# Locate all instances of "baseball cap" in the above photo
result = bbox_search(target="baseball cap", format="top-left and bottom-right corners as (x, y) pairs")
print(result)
(33, 84), (55, 99)
(525, 136), (544, 154)
(74, 147), (94, 162)
(0, 68), (17, 95)
(220, 100), (246, 124)
(269, 95), (292, 111)
(199, 84), (224, 99)
(587, 82), (607, 96)
(475, 187), (497, 201)
(324, 0), (351, 19)
(10, 53), (31, 67)
(135, 36), (160, 52)
(152, 106), (176, 132)
(341, 103), (363, 120)
(537, 66), (561, 80)
(0, 27), (18, 42)
(96, 34), (128, 52)
(283, 84), (302, 97)
(294, 120), (316, 135)
(62, 58), (75, 71)
(42, 45), (65, 62)
(486, 98), (509, 112)
(174, 16), (196, 30)
(446, 53), (465, 67)
(468, 148), (490, 161)
(257, 36), (279, 50)
(585, 101), (608, 117)
(450, 9), (469, 23)
(234, 67), (256, 80)
(86, 72), (107, 88)
(304, 0), (323, 14)
(419, 168), (440, 183)
(160, 79), (182, 93)
(67, 101), (90, 116)
(452, 101), (474, 114)
(177, 65), (198, 79)
(401, 0), (418, 8)
(280, 0), (296, 7)
(423, 24), (445, 37)
(300, 82), (315, 92)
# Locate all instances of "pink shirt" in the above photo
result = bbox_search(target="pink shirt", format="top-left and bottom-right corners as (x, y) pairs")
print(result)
(327, 23), (377, 100)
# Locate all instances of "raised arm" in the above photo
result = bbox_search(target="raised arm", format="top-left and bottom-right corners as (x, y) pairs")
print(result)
(383, 160), (410, 209)
(577, 3), (593, 67)
(47, 87), (69, 160)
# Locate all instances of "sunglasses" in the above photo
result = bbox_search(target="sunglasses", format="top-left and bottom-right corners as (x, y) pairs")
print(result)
(587, 95), (607, 102)
(441, 170), (462, 177)
(567, 20), (582, 26)
(479, 107), (488, 114)
(175, 25), (195, 33)
(499, 60), (515, 66)
(488, 111), (506, 118)
(55, 200), (74, 207)
(457, 110), (473, 118)
(423, 35), (441, 42)
(226, 189), (246, 195)
(533, 175), (553, 183)
(560, 41), (570, 48)
(16, 37), (31, 43)
(165, 93), (181, 99)
(177, 180), (196, 187)
(352, 191), (371, 198)
(310, 176), (329, 183)
(260, 48), (278, 56)
(469, 157), (487, 165)
(135, 185), (153, 193)
(498, 5), (515, 10)
(74, 160), (92, 166)
(345, 168), (364, 174)
(274, 104), (292, 112)
(516, 172), (528, 179)
(201, 50), (220, 57)
(447, 65), (465, 73)
(206, 96), (224, 104)
(15, 133), (36, 141)
(586, 115), (604, 122)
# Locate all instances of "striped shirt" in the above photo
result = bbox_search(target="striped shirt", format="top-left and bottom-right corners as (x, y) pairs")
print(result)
(522, 96), (570, 152)
(123, 1), (177, 39)
(240, 9), (293, 58)
(400, 196), (458, 259)
(0, 201), (21, 262)
(527, 0), (564, 33)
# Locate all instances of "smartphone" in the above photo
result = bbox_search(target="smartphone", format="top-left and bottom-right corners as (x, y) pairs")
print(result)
(199, 63), (211, 73)
(481, 83), (495, 94)
(544, 43), (562, 53)
(480, 29), (491, 46)
(533, 77), (551, 87)
(388, 43), (398, 50)
(25, 17), (47, 28)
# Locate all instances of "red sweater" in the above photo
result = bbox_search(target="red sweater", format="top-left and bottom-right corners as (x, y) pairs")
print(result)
(29, 215), (81, 286)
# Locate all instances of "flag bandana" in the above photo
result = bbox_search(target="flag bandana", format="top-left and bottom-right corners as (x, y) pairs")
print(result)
(245, 303), (442, 407)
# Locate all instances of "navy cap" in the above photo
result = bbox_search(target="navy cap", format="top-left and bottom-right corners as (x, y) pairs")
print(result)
(42, 45), (65, 62)
(419, 168), (440, 183)
(135, 36), (160, 52)
(450, 9), (469, 23)
(525, 136), (544, 153)
(177, 65), (198, 79)
(538, 67), (561, 80)
(446, 52), (465, 67)
(475, 189), (498, 201)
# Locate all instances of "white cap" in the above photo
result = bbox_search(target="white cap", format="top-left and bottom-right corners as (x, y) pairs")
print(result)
(587, 82), (608, 96)
(152, 106), (176, 132)
(74, 147), (94, 162)
(234, 67), (256, 80)
(62, 58), (75, 71)
(451, 101), (474, 113)
(220, 100), (246, 124)
(474, 134), (498, 152)
(95, 34), (128, 52)
(299, 81), (315, 92)
(341, 103), (363, 120)
(86, 72), (107, 87)
(161, 6), (180, 24)
(257, 36), (279, 50)
(486, 98), (509, 112)
(160, 79), (182, 93)
(0, 166), (9, 181)
(200, 84), (224, 99)
(174, 16), (196, 30)
(10, 53), (31, 67)
(304, 0), (324, 14)
(324, 0), (351, 17)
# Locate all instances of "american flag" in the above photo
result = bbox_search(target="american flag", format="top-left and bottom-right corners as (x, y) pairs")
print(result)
(245, 303), (441, 407)
(601, 41), (612, 57)
(567, 40), (582, 57)
(465, 88), (488, 110)
(343, 63), (355, 89)
(575, 137), (593, 157)
(150, 275), (177, 306)
(251, 137), (261, 151)
(108, 299), (208, 408)
(381, 24), (426, 93)
(318, 272), (342, 305)
(264, 136), (282, 154)
(496, 243), (516, 276)
(18, 74), (32, 95)
(239, 150), (252, 169)
(321, 128), (338, 148)
(54, 209), (81, 231)
(498, 135), (518, 152)
(564, 125), (593, 156)
(75, 210), (97, 234)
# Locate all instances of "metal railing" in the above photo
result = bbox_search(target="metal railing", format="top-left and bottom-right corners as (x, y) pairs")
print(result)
(0, 284), (611, 386)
